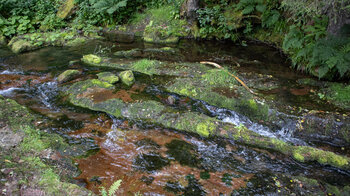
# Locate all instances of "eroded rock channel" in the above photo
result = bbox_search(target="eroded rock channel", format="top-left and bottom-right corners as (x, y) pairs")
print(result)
(1, 40), (350, 195)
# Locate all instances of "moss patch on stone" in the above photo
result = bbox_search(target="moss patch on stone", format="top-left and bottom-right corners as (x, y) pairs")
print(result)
(97, 72), (119, 84)
(132, 59), (160, 76)
(119, 70), (135, 86)
(201, 69), (238, 86)
(0, 98), (90, 195)
(8, 39), (36, 53)
(82, 54), (102, 64)
(323, 83), (350, 110)
(8, 31), (89, 53)
(57, 70), (81, 83)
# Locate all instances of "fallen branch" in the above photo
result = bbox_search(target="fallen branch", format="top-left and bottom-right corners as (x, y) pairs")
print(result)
(200, 61), (257, 95)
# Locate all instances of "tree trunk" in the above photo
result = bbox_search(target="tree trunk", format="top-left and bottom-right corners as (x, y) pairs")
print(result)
(180, 0), (199, 23)
(324, 1), (350, 35)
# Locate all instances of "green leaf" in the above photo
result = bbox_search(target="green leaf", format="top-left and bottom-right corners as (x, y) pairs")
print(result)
(242, 5), (255, 15)
(318, 65), (329, 78)
(255, 4), (266, 13)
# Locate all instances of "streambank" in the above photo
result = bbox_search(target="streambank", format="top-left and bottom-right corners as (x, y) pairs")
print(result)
(0, 96), (92, 195)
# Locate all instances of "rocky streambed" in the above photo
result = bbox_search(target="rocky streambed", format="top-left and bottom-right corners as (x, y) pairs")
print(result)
(1, 39), (350, 195)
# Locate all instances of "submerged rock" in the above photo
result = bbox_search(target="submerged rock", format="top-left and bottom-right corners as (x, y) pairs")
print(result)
(57, 70), (81, 83)
(97, 72), (119, 84)
(119, 70), (135, 86)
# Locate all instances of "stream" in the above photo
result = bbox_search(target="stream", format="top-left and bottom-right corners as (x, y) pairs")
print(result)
(1, 39), (350, 195)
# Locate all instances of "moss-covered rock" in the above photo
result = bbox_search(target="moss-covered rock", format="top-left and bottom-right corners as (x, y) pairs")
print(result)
(119, 70), (135, 86)
(57, 70), (81, 83)
(65, 37), (87, 47)
(7, 31), (89, 53)
(114, 47), (180, 60)
(8, 39), (36, 53)
(97, 72), (119, 84)
(0, 98), (92, 195)
(0, 98), (34, 130)
(65, 79), (350, 170)
(114, 48), (142, 58)
(82, 54), (102, 64)
(56, 0), (75, 19)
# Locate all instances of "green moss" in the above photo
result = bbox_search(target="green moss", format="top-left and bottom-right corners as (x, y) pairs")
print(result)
(23, 156), (85, 195)
(196, 121), (215, 137)
(9, 39), (35, 53)
(324, 83), (350, 109)
(20, 126), (48, 152)
(136, 5), (189, 44)
(57, 70), (80, 83)
(114, 48), (142, 58)
(65, 37), (87, 47)
(57, 0), (75, 19)
(202, 69), (237, 86)
(270, 138), (290, 154)
(293, 152), (305, 162)
(119, 70), (135, 86)
(0, 98), (34, 129)
(292, 146), (350, 168)
(82, 54), (102, 64)
(132, 59), (159, 75)
(97, 72), (119, 84)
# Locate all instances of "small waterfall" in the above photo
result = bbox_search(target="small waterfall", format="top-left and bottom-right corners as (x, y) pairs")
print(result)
(203, 102), (306, 145)
(34, 82), (60, 111)
(0, 87), (23, 96)
(102, 115), (126, 152)
(0, 70), (24, 75)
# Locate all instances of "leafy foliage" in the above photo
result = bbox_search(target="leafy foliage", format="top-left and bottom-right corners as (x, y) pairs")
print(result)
(75, 0), (147, 26)
(0, 0), (64, 38)
(197, 3), (240, 41)
(100, 179), (122, 196)
(311, 36), (350, 78)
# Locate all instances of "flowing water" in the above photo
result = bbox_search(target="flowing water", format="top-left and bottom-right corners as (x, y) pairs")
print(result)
(0, 40), (349, 195)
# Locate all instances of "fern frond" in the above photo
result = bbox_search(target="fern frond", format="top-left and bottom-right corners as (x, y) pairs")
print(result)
(108, 179), (122, 196)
